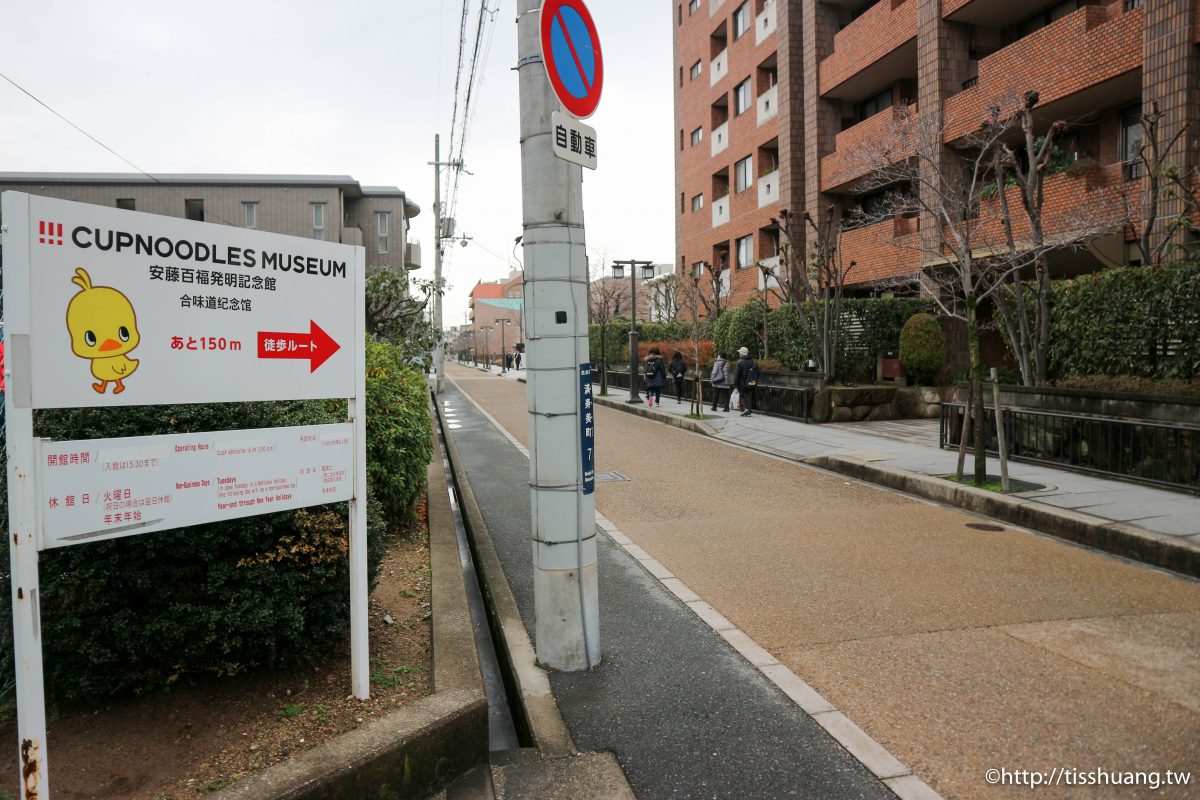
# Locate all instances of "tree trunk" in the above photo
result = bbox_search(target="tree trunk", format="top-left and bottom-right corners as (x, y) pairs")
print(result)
(1034, 260), (1051, 385)
(966, 294), (987, 485)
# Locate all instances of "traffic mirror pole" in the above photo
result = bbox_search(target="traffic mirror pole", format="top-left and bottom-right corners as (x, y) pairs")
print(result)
(517, 0), (599, 670)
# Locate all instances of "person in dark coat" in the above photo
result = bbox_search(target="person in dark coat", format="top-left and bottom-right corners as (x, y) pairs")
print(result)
(709, 352), (731, 412)
(643, 347), (668, 407)
(668, 351), (687, 404)
(732, 346), (757, 417)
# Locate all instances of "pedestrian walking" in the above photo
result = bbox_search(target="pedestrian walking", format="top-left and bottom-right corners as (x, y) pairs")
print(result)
(643, 347), (668, 407)
(668, 350), (687, 404)
(709, 351), (732, 412)
(732, 346), (759, 417)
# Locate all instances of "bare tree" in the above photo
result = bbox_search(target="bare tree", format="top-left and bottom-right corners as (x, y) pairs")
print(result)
(685, 261), (729, 321)
(768, 206), (855, 381)
(677, 268), (709, 415)
(587, 251), (628, 395)
(648, 273), (683, 324)
(1133, 100), (1200, 266)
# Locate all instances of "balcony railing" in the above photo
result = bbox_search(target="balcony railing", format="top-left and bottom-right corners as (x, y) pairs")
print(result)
(710, 48), (729, 86)
(757, 84), (778, 125)
(712, 194), (730, 227)
(820, 103), (916, 191)
(943, 4), (1142, 142)
(711, 121), (729, 156)
(757, 171), (779, 208)
(404, 240), (422, 269)
(755, 0), (777, 45)
(819, 0), (917, 97)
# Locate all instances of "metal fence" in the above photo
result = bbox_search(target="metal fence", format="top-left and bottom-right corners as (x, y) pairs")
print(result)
(940, 402), (1200, 492)
(600, 368), (813, 423)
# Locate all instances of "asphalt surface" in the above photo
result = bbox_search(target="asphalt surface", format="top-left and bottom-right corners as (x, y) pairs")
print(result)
(438, 379), (895, 800)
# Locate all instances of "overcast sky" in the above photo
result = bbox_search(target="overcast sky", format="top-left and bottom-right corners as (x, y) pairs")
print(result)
(0, 0), (675, 326)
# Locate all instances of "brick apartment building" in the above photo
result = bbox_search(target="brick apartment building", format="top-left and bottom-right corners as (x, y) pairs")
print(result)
(0, 173), (422, 274)
(674, 0), (1199, 312)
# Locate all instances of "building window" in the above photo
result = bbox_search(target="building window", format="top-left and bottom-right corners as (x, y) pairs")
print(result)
(690, 59), (702, 80)
(691, 126), (703, 145)
(735, 155), (753, 193)
(692, 261), (705, 278)
(116, 198), (135, 211)
(733, 2), (750, 39)
(1121, 107), (1144, 180)
(185, 199), (204, 222)
(734, 78), (751, 116)
(377, 211), (390, 253)
(689, 0), (700, 14)
(312, 202), (326, 240)
(692, 194), (705, 212)
(857, 87), (893, 122)
(735, 234), (753, 268)
(243, 202), (258, 228)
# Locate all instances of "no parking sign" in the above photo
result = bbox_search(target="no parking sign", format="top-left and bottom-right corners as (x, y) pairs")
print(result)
(540, 0), (603, 119)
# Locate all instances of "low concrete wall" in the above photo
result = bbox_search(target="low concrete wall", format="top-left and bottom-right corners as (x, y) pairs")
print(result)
(810, 386), (949, 423)
(214, 410), (488, 800)
(954, 382), (1200, 425)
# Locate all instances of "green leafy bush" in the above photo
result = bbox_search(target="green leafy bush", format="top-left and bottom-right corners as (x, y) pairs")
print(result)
(366, 340), (433, 521)
(0, 338), (431, 705)
(1047, 263), (1200, 380)
(899, 312), (946, 385)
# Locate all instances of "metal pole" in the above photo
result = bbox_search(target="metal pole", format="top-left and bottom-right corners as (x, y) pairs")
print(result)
(628, 263), (639, 403)
(500, 319), (508, 373)
(518, 0), (599, 670)
(991, 367), (1010, 492)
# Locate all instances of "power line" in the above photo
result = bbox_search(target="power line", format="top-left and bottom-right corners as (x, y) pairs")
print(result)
(0, 70), (237, 227)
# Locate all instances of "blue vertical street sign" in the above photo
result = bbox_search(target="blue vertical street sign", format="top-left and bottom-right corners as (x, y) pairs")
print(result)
(540, 0), (604, 119)
(579, 363), (595, 494)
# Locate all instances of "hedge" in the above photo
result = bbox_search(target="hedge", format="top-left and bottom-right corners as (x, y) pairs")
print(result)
(0, 338), (430, 705)
(1046, 262), (1200, 380)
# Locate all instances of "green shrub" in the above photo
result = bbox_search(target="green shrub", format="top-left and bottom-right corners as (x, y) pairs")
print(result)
(1046, 263), (1200, 380)
(366, 340), (433, 522)
(899, 312), (946, 385)
(0, 338), (431, 705)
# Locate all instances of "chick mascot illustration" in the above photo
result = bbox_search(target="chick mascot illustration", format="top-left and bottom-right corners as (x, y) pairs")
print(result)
(65, 268), (140, 394)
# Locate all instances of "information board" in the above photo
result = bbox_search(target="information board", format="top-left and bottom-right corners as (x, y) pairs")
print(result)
(39, 423), (354, 548)
(15, 194), (355, 409)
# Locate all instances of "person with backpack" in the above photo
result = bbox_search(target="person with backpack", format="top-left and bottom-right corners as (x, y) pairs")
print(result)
(668, 350), (687, 404)
(643, 346), (668, 407)
(709, 351), (732, 412)
(732, 346), (759, 417)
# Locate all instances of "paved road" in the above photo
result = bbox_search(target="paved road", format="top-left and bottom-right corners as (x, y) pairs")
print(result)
(445, 363), (1200, 799)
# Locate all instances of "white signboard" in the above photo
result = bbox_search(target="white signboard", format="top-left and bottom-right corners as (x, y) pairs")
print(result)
(39, 423), (354, 549)
(12, 193), (356, 409)
(551, 110), (598, 170)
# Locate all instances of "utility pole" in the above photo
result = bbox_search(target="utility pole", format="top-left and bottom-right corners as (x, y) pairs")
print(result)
(517, 0), (599, 670)
(429, 135), (462, 393)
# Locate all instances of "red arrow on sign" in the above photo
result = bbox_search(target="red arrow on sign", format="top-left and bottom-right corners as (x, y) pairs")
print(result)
(256, 320), (341, 372)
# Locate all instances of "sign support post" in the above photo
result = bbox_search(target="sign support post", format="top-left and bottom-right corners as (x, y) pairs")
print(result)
(3, 197), (51, 798)
(518, 0), (602, 671)
(2, 189), (368, 796)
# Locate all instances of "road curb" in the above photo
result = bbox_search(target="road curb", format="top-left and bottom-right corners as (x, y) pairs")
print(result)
(806, 454), (1200, 579)
(214, 422), (488, 800)
(597, 394), (1200, 579)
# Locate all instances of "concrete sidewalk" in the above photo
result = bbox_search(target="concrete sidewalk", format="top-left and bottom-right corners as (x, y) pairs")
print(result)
(588, 386), (1200, 576)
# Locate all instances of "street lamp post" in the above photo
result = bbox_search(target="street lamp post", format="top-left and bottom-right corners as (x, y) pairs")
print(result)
(497, 318), (512, 373)
(613, 260), (655, 403)
(481, 326), (491, 372)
